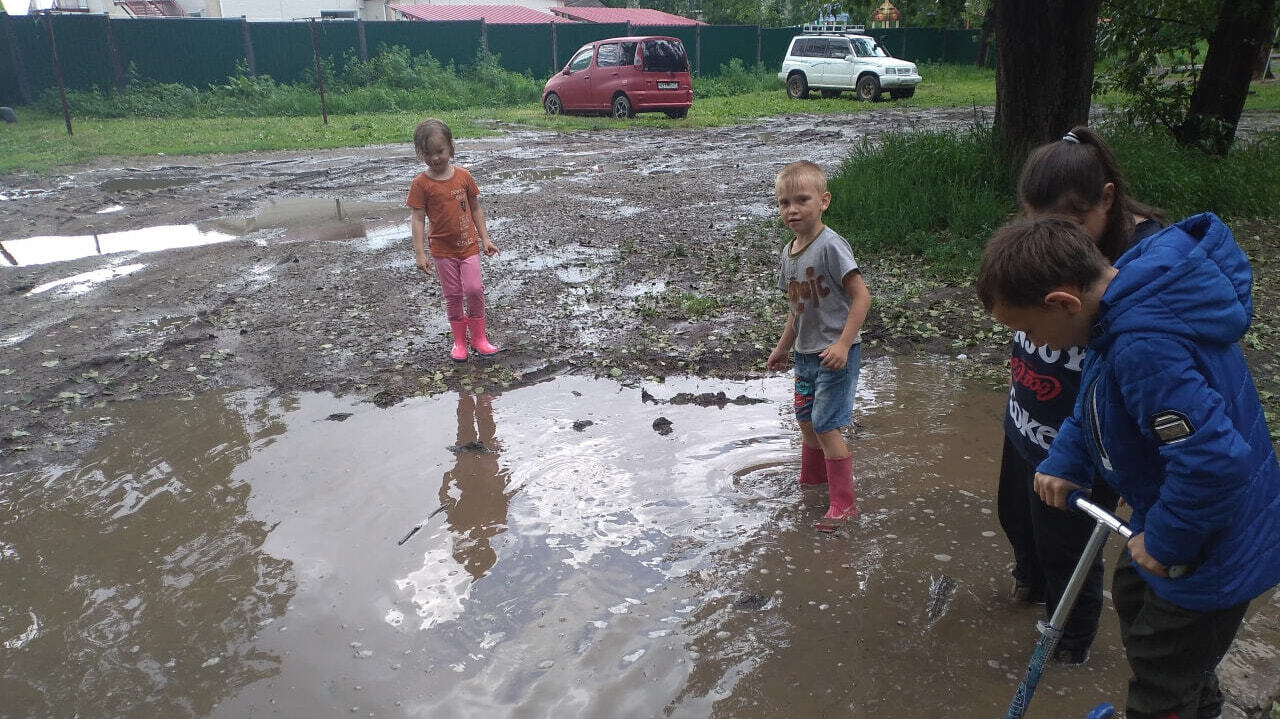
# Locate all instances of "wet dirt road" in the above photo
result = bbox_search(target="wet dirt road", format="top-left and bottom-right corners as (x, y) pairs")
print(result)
(0, 108), (990, 470)
(4, 110), (1280, 717)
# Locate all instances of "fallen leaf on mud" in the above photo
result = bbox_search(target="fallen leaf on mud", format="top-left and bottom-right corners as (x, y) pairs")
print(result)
(0, 369), (12, 375)
(41, 360), (59, 368)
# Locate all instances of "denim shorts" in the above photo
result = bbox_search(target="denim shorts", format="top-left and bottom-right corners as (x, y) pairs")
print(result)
(793, 343), (861, 434)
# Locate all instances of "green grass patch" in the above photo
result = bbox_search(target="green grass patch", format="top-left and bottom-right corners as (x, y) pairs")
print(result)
(827, 125), (1017, 277)
(826, 124), (1280, 278)
(0, 62), (998, 173)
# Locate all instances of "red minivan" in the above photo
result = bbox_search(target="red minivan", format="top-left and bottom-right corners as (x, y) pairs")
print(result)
(542, 36), (693, 119)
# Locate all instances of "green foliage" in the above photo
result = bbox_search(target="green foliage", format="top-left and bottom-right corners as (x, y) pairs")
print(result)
(1095, 0), (1219, 135)
(37, 45), (541, 119)
(826, 125), (1016, 277)
(694, 59), (783, 98)
(826, 124), (1280, 277)
(1109, 125), (1280, 220)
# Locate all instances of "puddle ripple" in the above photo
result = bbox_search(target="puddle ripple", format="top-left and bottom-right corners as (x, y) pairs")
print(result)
(0, 361), (1152, 718)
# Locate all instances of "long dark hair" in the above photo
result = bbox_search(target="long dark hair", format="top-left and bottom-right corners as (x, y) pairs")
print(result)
(1018, 126), (1166, 262)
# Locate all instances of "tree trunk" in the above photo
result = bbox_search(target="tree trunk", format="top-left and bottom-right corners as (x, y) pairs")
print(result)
(993, 0), (1101, 166)
(1254, 25), (1275, 79)
(975, 7), (994, 68)
(1177, 0), (1277, 155)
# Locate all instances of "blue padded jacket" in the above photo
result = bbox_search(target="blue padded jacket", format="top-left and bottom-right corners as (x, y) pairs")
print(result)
(1038, 213), (1280, 611)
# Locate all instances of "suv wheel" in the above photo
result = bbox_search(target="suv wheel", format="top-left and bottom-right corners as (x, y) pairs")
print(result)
(786, 73), (810, 100)
(543, 93), (563, 116)
(612, 94), (634, 119)
(856, 75), (881, 102)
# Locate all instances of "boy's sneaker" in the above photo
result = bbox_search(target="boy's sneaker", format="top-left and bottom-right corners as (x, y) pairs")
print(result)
(1052, 646), (1090, 666)
(1012, 580), (1047, 604)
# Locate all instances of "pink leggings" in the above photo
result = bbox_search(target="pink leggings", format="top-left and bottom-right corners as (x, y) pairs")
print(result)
(435, 254), (486, 321)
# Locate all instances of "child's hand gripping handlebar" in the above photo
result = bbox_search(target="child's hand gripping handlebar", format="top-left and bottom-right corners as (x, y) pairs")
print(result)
(1067, 490), (1193, 579)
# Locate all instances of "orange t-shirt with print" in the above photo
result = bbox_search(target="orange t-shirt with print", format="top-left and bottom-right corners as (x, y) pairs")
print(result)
(406, 167), (481, 260)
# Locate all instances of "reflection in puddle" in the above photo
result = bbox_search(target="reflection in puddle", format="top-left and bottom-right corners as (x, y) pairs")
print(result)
(0, 361), (1152, 717)
(204, 197), (405, 244)
(1, 197), (409, 267)
(0, 225), (236, 266)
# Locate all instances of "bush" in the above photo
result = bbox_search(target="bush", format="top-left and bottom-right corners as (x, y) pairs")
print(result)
(824, 123), (1280, 277)
(43, 46), (541, 119)
(826, 125), (1016, 277)
(695, 59), (782, 98)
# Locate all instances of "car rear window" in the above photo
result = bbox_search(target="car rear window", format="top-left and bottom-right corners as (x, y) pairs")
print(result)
(640, 39), (688, 72)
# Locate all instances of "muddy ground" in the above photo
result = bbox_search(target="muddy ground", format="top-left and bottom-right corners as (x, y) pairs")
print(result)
(0, 108), (1003, 470)
(4, 109), (1280, 714)
(3, 108), (1280, 466)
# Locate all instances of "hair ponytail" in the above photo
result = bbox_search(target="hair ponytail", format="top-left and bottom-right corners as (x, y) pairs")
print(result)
(1018, 125), (1165, 262)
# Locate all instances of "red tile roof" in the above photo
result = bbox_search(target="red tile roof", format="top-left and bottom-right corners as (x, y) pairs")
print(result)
(550, 7), (702, 25)
(389, 4), (570, 23)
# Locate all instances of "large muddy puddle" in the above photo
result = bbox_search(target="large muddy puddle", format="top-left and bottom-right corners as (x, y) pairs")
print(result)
(2, 358), (1144, 717)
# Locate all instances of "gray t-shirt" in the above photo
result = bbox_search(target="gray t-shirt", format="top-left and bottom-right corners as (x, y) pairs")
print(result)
(777, 226), (861, 355)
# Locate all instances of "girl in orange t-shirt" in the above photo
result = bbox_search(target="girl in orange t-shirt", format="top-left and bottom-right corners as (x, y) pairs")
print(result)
(407, 118), (501, 361)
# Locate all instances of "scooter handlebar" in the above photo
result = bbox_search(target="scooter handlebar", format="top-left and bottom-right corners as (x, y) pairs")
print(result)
(1067, 490), (1192, 579)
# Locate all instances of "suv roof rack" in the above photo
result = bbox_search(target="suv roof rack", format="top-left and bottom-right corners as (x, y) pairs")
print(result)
(801, 21), (866, 34)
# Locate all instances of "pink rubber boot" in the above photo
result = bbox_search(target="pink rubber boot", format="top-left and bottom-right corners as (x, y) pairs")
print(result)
(448, 320), (470, 362)
(798, 443), (828, 485)
(817, 455), (858, 531)
(467, 316), (501, 356)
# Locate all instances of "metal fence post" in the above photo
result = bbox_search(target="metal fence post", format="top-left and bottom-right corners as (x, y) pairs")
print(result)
(357, 17), (368, 62)
(40, 13), (73, 135)
(241, 16), (256, 75)
(550, 21), (557, 73)
(2, 11), (33, 105)
(695, 23), (701, 76)
(309, 18), (329, 125)
(103, 13), (126, 92)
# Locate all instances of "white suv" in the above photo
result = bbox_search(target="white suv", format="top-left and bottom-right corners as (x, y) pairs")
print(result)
(778, 27), (921, 101)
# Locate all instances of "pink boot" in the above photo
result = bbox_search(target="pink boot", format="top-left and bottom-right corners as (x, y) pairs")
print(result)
(817, 455), (857, 531)
(448, 320), (469, 362)
(798, 443), (828, 485)
(467, 316), (501, 356)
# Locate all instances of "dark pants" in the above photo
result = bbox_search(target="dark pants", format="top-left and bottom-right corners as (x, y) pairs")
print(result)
(997, 437), (1117, 653)
(1113, 550), (1249, 719)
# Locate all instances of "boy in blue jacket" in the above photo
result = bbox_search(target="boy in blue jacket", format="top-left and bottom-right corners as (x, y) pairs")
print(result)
(976, 214), (1280, 719)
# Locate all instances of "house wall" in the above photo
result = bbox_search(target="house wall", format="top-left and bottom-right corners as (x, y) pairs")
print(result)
(216, 0), (390, 19)
(54, 0), (208, 17)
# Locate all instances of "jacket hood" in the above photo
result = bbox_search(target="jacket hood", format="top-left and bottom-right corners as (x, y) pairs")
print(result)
(1095, 213), (1252, 350)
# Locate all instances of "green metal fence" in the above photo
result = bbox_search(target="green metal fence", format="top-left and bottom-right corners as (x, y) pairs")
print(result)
(0, 12), (979, 106)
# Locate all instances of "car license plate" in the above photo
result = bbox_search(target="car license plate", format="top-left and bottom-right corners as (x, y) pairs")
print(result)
(657, 81), (678, 90)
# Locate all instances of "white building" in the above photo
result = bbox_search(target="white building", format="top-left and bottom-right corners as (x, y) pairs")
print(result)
(27, 0), (398, 19)
(210, 1), (394, 20)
